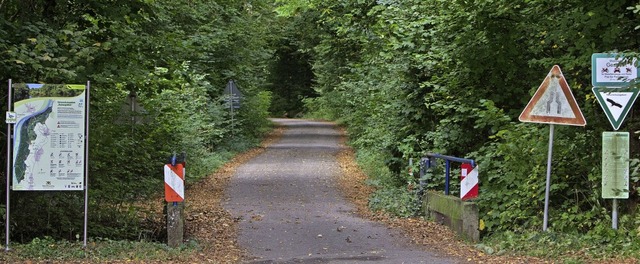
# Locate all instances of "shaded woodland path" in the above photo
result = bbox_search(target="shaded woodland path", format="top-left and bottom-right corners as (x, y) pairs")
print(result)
(223, 119), (456, 263)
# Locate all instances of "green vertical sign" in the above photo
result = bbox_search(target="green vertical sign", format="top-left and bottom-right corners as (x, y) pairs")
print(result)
(602, 132), (629, 199)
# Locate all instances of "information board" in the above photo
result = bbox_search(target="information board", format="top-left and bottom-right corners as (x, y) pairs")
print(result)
(12, 84), (87, 191)
(602, 132), (629, 199)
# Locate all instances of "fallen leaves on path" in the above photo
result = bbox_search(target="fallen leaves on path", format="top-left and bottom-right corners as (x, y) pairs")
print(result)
(181, 125), (285, 263)
(183, 122), (542, 263)
(333, 127), (549, 264)
(159, 122), (631, 264)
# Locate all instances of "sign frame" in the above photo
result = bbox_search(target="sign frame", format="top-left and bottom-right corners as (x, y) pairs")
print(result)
(5, 80), (91, 250)
(224, 79), (243, 109)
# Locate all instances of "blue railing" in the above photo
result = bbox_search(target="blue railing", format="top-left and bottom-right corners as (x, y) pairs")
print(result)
(419, 153), (475, 195)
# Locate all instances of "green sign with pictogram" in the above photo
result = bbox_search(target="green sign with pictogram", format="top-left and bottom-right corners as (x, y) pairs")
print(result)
(593, 87), (639, 130)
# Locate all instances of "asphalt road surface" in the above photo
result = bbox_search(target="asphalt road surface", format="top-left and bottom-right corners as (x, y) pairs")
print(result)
(224, 119), (456, 264)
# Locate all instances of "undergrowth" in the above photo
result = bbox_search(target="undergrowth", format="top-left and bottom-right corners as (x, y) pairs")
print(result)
(353, 146), (640, 262)
(0, 237), (201, 262)
(478, 229), (640, 262)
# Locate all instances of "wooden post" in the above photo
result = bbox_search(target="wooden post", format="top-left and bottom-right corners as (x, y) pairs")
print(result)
(167, 202), (184, 247)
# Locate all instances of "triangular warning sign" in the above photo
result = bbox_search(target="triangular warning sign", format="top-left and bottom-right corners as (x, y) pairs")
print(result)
(593, 87), (639, 130)
(519, 65), (586, 126)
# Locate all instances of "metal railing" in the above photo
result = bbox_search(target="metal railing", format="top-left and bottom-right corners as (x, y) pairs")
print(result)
(419, 153), (475, 195)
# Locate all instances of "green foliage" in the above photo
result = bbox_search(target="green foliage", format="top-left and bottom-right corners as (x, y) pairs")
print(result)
(13, 237), (87, 260)
(11, 193), (86, 240)
(471, 123), (550, 233)
(237, 91), (274, 141)
(1, 0), (277, 242)
(0, 237), (201, 262)
(355, 150), (397, 187)
(478, 228), (640, 260)
(287, 0), (640, 256)
(358, 147), (422, 217)
(266, 38), (316, 117)
(369, 187), (421, 218)
(5, 0), (640, 259)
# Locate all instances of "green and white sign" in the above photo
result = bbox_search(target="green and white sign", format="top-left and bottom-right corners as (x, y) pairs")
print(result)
(602, 132), (629, 199)
(5, 111), (17, 124)
(593, 87), (639, 130)
(592, 53), (638, 87)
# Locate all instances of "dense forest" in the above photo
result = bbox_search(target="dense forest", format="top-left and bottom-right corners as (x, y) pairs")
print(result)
(2, 0), (640, 259)
(0, 0), (275, 241)
(276, 0), (640, 252)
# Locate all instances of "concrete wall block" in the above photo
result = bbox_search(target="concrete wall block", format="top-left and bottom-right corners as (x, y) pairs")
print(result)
(462, 202), (480, 242)
(422, 191), (479, 243)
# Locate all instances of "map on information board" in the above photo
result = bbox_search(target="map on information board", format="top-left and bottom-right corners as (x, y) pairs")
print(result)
(12, 84), (87, 191)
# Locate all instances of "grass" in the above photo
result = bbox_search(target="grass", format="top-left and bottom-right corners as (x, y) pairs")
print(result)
(477, 229), (640, 263)
(0, 237), (203, 262)
(348, 145), (640, 263)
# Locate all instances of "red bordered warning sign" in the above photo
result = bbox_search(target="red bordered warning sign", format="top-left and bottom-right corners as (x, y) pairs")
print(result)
(519, 65), (586, 126)
(164, 163), (184, 202)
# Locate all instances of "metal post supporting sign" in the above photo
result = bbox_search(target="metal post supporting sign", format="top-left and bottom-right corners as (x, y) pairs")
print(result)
(84, 81), (90, 248)
(5, 79), (12, 251)
(519, 65), (586, 231)
(543, 124), (555, 231)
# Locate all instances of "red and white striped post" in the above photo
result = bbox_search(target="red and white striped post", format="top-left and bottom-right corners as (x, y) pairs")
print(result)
(164, 158), (185, 247)
(164, 163), (184, 202)
(460, 163), (479, 200)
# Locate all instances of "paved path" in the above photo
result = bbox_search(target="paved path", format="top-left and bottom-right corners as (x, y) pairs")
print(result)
(224, 119), (456, 263)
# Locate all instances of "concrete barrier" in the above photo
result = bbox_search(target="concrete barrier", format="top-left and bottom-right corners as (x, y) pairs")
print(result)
(422, 191), (479, 242)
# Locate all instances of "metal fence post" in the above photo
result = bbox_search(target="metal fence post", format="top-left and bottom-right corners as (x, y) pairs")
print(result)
(444, 160), (451, 195)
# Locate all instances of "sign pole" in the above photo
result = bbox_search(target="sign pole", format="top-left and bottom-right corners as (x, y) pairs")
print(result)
(518, 65), (586, 231)
(83, 81), (90, 248)
(5, 79), (12, 251)
(543, 124), (555, 231)
(612, 198), (618, 229)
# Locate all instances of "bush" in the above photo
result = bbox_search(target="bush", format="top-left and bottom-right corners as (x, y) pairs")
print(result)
(369, 187), (421, 218)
